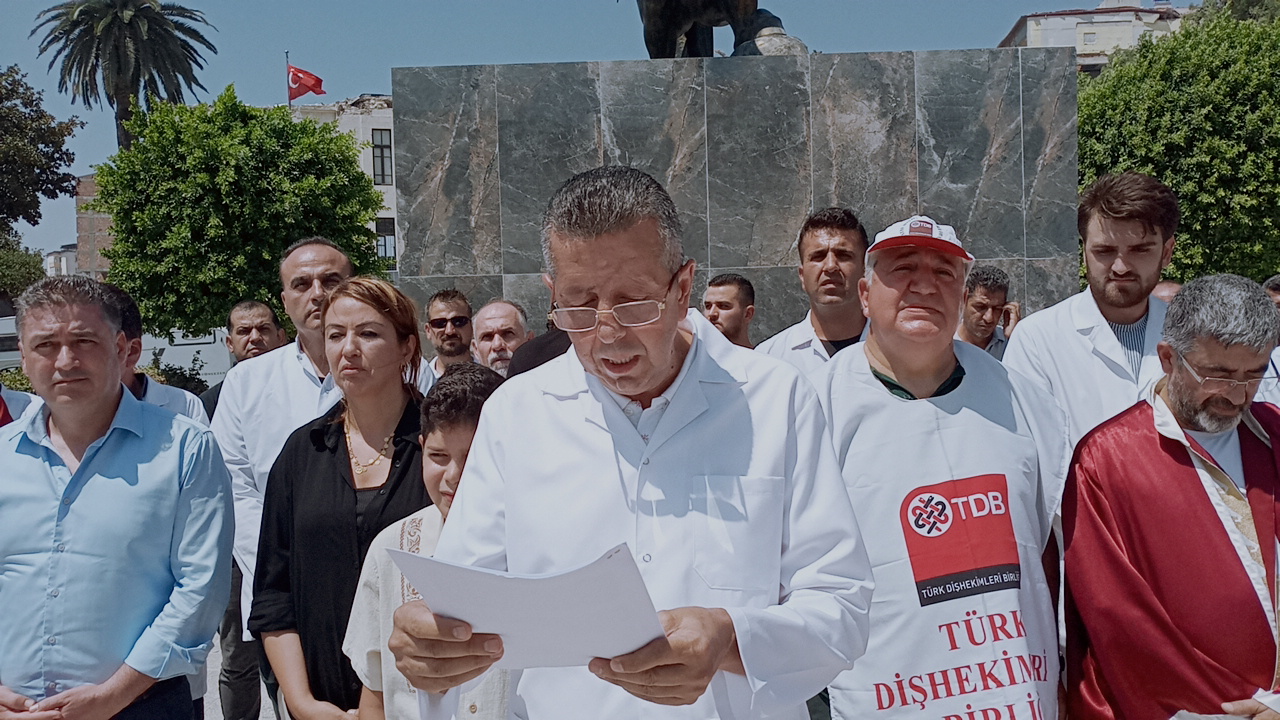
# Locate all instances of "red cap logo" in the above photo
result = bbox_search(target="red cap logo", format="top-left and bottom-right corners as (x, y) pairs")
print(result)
(909, 219), (934, 235)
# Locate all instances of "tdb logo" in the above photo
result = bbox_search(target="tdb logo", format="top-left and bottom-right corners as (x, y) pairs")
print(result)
(908, 493), (952, 537)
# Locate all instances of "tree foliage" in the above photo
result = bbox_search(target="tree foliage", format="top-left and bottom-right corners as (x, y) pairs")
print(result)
(0, 229), (48, 301)
(1195, 0), (1280, 22)
(93, 85), (386, 337)
(1079, 16), (1280, 282)
(0, 64), (81, 235)
(31, 0), (217, 148)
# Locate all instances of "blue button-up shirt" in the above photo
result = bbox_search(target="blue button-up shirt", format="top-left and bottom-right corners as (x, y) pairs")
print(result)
(0, 388), (232, 701)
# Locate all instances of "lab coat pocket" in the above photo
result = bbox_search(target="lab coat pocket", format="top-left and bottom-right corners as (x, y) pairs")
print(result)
(692, 475), (785, 593)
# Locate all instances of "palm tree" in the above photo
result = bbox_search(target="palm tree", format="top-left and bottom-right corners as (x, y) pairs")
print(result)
(31, 0), (217, 148)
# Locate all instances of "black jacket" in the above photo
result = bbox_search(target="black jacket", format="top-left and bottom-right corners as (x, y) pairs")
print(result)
(249, 399), (428, 710)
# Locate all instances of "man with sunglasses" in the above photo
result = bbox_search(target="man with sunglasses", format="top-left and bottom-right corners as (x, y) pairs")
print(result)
(388, 166), (873, 720)
(424, 289), (477, 381)
(1064, 274), (1280, 720)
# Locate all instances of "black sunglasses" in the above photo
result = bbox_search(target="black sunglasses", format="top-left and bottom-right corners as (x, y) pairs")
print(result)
(427, 316), (470, 330)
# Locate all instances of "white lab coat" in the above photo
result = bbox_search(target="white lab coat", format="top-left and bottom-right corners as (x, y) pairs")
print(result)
(1003, 290), (1167, 446)
(141, 377), (209, 425)
(819, 341), (1068, 720)
(212, 341), (435, 639)
(431, 310), (875, 720)
(756, 311), (867, 386)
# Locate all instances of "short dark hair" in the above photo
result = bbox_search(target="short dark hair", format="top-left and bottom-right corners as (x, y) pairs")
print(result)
(965, 265), (1011, 296)
(797, 207), (868, 259)
(1079, 171), (1179, 242)
(227, 300), (283, 330)
(16, 276), (122, 335)
(708, 273), (755, 306)
(1264, 274), (1280, 293)
(101, 283), (143, 341)
(426, 289), (473, 317)
(419, 362), (505, 436)
(278, 236), (354, 279)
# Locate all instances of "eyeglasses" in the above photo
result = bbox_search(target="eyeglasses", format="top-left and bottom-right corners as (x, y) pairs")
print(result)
(427, 316), (470, 330)
(1175, 352), (1278, 394)
(549, 264), (685, 333)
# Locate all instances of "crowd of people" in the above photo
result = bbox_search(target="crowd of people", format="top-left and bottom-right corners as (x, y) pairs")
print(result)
(1, 164), (1278, 720)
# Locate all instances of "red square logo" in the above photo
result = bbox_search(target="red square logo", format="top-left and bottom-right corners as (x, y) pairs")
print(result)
(899, 474), (1021, 606)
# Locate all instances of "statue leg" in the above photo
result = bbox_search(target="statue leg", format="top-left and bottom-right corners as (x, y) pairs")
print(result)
(682, 24), (715, 57)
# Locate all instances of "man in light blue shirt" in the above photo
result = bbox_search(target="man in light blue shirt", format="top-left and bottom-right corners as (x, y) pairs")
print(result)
(0, 276), (232, 719)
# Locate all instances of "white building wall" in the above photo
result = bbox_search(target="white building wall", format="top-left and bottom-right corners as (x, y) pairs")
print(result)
(293, 97), (399, 269)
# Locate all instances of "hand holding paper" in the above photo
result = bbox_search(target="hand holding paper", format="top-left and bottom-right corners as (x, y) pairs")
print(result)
(388, 544), (664, 675)
(388, 602), (503, 694)
(589, 606), (741, 706)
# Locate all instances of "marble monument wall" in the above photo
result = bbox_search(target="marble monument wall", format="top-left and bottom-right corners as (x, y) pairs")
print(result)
(391, 48), (1078, 343)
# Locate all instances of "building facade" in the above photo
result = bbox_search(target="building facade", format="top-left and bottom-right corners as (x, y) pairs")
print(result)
(291, 93), (400, 272)
(999, 0), (1187, 75)
(43, 243), (78, 276)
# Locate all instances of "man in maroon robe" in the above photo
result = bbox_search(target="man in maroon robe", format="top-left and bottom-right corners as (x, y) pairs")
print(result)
(1065, 273), (1280, 720)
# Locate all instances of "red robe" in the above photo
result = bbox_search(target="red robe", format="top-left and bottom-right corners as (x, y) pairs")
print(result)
(1064, 399), (1280, 720)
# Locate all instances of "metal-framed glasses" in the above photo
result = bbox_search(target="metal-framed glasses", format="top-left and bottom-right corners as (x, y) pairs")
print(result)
(1175, 352), (1278, 394)
(549, 265), (684, 333)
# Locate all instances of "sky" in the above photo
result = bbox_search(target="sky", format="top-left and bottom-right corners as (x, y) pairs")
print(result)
(1, 0), (1120, 254)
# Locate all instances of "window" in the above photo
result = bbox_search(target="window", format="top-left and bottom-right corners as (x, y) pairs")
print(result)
(372, 128), (393, 185)
(1083, 32), (1097, 44)
(376, 217), (397, 270)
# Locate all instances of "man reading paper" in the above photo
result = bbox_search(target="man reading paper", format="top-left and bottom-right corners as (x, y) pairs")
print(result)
(389, 166), (874, 719)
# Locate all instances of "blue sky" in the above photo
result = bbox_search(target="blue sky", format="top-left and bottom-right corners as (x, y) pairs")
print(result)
(2, 0), (1113, 254)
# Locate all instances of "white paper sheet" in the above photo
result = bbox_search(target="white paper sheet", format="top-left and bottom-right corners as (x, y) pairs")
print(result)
(1170, 712), (1236, 719)
(388, 543), (664, 670)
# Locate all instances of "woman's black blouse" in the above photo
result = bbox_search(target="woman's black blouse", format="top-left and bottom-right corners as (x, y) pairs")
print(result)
(249, 399), (428, 710)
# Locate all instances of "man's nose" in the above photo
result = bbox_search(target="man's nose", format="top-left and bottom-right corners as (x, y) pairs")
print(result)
(596, 314), (625, 343)
(1111, 254), (1132, 276)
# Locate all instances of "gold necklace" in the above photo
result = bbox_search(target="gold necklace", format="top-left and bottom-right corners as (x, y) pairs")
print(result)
(345, 423), (394, 475)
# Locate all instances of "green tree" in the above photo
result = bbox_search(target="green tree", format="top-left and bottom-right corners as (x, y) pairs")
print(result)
(31, 0), (217, 148)
(1196, 0), (1280, 22)
(0, 229), (48, 301)
(1079, 16), (1280, 282)
(0, 64), (81, 236)
(93, 85), (386, 337)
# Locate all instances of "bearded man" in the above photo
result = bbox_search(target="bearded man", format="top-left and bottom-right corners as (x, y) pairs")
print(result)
(1005, 171), (1177, 445)
(1064, 274), (1280, 720)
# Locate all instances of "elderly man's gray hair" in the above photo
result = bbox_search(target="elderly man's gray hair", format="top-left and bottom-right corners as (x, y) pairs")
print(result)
(16, 275), (123, 335)
(540, 166), (684, 278)
(1163, 274), (1280, 354)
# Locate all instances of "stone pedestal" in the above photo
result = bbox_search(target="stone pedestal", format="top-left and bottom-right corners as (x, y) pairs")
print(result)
(391, 48), (1078, 342)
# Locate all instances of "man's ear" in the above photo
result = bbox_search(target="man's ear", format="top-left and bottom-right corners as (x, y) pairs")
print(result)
(1156, 340), (1176, 376)
(744, 305), (756, 322)
(125, 337), (143, 372)
(675, 260), (696, 308)
(1160, 235), (1176, 269)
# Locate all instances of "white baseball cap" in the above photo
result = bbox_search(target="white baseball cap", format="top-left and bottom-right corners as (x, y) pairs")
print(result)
(870, 215), (974, 262)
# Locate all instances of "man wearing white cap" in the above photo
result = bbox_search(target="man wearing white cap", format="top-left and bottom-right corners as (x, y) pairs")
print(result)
(819, 216), (1070, 720)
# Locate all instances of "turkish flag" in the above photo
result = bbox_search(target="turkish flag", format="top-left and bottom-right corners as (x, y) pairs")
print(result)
(288, 64), (325, 101)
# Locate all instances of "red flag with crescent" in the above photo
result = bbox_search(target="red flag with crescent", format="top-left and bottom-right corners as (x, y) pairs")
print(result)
(287, 65), (325, 101)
